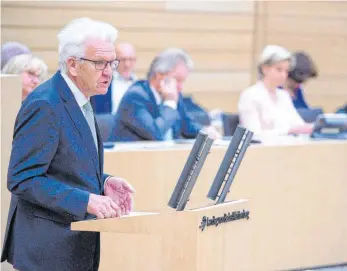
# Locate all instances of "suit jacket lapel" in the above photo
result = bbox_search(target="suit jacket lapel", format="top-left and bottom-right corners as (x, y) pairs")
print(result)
(143, 80), (161, 115)
(53, 72), (102, 184)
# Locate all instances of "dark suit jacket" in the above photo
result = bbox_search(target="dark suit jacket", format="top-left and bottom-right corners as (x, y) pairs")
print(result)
(1, 72), (108, 271)
(110, 80), (202, 141)
(91, 83), (112, 114)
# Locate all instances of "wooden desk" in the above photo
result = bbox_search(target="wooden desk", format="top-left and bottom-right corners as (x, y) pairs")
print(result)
(96, 138), (347, 270)
(104, 138), (347, 212)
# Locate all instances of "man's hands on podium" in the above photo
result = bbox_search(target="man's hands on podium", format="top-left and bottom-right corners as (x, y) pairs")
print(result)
(87, 177), (135, 219)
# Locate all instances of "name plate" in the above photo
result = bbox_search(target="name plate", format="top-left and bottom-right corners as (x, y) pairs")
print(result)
(199, 210), (250, 231)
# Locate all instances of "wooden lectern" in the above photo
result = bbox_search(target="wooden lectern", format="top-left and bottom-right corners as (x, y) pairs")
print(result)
(72, 200), (251, 271)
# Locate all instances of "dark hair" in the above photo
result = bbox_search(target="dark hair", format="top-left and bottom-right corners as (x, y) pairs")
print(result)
(288, 52), (318, 83)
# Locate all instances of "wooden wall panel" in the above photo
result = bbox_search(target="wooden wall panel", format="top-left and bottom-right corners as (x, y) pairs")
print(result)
(259, 1), (347, 112)
(2, 6), (254, 32)
(1, 1), (255, 99)
(1, 27), (253, 52)
(1, 1), (346, 112)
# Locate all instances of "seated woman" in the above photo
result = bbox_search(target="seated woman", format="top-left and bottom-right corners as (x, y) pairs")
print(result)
(1, 54), (47, 101)
(238, 45), (313, 136)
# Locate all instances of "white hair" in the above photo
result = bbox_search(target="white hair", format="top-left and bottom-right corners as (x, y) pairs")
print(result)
(258, 45), (292, 77)
(147, 48), (194, 79)
(1, 54), (48, 81)
(57, 17), (118, 72)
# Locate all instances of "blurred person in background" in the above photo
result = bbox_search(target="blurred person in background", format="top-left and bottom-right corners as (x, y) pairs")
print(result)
(1, 41), (31, 69)
(92, 42), (137, 114)
(283, 51), (318, 109)
(336, 103), (347, 114)
(238, 45), (313, 136)
(110, 47), (220, 141)
(2, 54), (48, 101)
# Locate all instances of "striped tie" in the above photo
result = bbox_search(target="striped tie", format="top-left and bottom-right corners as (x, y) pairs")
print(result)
(82, 101), (98, 152)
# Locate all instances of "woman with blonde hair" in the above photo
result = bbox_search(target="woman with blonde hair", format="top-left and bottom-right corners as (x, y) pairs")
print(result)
(238, 45), (313, 136)
(2, 54), (48, 101)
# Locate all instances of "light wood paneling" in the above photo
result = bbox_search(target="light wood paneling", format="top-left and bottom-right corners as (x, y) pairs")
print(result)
(191, 91), (240, 112)
(265, 1), (347, 18)
(267, 16), (347, 36)
(165, 1), (254, 13)
(2, 1), (166, 11)
(135, 71), (248, 94)
(1, 6), (254, 32)
(1, 0), (346, 113)
(259, 1), (347, 112)
(184, 72), (250, 93)
(1, 27), (253, 52)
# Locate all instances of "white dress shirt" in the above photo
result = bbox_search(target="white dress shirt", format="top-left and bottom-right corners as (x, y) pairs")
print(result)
(150, 85), (177, 141)
(111, 72), (137, 114)
(238, 81), (305, 136)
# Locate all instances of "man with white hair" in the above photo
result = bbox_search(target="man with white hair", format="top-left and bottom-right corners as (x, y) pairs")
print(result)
(1, 18), (134, 271)
(110, 47), (220, 141)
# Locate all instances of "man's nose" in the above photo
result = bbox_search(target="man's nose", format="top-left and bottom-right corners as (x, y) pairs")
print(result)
(103, 64), (113, 76)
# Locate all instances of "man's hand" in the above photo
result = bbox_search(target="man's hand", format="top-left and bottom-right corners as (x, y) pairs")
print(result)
(104, 177), (135, 215)
(87, 194), (122, 219)
(160, 77), (179, 102)
(202, 125), (222, 140)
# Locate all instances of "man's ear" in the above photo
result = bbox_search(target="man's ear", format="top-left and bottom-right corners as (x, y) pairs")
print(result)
(66, 57), (78, 76)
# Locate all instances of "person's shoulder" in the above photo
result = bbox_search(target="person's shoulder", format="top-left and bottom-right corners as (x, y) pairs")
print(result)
(22, 77), (60, 111)
(243, 82), (264, 94)
(123, 80), (152, 100)
(239, 82), (263, 102)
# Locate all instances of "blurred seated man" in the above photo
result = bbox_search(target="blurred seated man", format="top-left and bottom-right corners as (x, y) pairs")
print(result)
(1, 41), (31, 69)
(238, 45), (313, 136)
(1, 54), (48, 101)
(283, 51), (318, 109)
(92, 42), (137, 114)
(336, 104), (347, 114)
(110, 48), (220, 141)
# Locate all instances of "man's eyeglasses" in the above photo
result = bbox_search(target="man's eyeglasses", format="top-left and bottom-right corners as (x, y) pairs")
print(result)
(79, 58), (120, 71)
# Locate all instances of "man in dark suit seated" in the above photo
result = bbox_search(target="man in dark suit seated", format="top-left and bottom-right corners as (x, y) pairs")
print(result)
(110, 48), (220, 141)
(1, 18), (134, 271)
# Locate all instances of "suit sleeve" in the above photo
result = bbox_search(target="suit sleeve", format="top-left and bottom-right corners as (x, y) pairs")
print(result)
(179, 98), (202, 138)
(7, 100), (90, 220)
(120, 93), (180, 140)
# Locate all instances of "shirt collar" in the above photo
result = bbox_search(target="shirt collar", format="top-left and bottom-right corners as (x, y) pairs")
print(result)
(60, 71), (89, 108)
(149, 84), (162, 105)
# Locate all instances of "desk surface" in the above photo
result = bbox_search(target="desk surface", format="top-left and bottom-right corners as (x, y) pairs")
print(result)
(104, 138), (347, 212)
(105, 136), (346, 152)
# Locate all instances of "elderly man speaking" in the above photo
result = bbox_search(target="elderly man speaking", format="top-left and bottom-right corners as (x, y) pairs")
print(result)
(1, 18), (134, 271)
